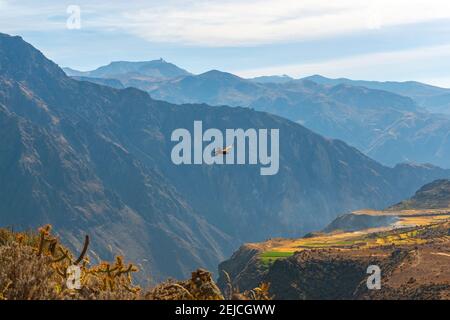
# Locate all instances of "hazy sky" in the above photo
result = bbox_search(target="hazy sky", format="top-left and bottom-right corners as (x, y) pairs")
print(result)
(2, 0), (450, 86)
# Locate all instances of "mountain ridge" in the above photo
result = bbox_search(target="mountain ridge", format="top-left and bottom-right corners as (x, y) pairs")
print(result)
(302, 74), (450, 114)
(65, 64), (450, 168)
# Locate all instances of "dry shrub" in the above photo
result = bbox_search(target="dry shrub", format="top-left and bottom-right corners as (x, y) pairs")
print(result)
(0, 225), (140, 300)
(0, 242), (60, 300)
(146, 269), (224, 300)
(0, 226), (271, 300)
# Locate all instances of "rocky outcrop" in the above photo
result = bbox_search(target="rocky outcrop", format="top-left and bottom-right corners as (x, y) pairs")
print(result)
(322, 214), (398, 233)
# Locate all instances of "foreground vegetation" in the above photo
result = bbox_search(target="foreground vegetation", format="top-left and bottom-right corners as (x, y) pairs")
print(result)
(0, 225), (270, 300)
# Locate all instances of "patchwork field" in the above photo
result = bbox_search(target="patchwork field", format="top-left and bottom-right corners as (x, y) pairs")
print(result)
(253, 208), (450, 265)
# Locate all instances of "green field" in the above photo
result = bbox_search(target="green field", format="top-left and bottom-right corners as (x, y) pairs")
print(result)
(259, 251), (294, 267)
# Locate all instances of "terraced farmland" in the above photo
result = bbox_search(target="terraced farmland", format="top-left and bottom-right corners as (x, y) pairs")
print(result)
(256, 209), (450, 267)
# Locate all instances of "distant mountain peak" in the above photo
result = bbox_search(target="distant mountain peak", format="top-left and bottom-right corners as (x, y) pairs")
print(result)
(198, 69), (242, 80)
(64, 59), (190, 80)
(250, 74), (294, 84)
(306, 74), (330, 80)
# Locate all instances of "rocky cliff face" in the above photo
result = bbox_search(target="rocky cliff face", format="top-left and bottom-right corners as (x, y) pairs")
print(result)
(1, 33), (449, 282)
(390, 179), (450, 209)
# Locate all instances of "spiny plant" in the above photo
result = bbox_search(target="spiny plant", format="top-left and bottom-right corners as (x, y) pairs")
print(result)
(146, 269), (225, 300)
(0, 225), (140, 299)
(0, 225), (272, 300)
(89, 256), (140, 293)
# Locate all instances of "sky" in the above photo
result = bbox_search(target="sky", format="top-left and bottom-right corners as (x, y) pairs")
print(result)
(1, 0), (450, 86)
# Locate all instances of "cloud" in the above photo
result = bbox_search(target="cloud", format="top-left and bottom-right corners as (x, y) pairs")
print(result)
(0, 1), (66, 31)
(233, 44), (450, 81)
(2, 0), (450, 46)
(117, 0), (450, 46)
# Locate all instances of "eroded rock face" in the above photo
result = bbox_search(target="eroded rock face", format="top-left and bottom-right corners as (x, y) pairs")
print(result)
(217, 245), (264, 292)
